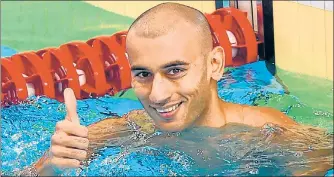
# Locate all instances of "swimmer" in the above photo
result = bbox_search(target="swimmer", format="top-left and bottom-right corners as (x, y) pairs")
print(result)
(18, 2), (300, 176)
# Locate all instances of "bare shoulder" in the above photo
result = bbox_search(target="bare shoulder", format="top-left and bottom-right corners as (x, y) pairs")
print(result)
(80, 109), (152, 161)
(87, 109), (155, 137)
(86, 109), (155, 157)
(242, 105), (298, 127)
(87, 115), (131, 141)
(124, 109), (156, 134)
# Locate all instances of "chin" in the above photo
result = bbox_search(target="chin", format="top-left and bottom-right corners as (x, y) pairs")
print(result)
(155, 120), (189, 132)
(144, 103), (191, 132)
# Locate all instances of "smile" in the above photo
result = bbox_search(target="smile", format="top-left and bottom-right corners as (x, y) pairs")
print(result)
(156, 103), (181, 113)
(153, 102), (183, 119)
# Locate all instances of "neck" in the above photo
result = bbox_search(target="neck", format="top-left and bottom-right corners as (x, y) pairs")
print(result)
(193, 86), (227, 128)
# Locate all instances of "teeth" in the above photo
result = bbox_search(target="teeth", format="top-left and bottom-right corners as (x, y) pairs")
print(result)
(156, 104), (180, 113)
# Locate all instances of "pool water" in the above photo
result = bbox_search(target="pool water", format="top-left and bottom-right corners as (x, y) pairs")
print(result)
(1, 61), (333, 176)
(0, 45), (17, 58)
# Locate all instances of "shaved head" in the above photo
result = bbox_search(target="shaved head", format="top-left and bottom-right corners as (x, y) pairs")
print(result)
(126, 2), (213, 55)
(125, 2), (226, 132)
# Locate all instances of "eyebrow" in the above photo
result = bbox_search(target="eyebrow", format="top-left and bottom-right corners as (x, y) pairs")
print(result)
(130, 60), (190, 71)
(161, 60), (190, 69)
(131, 66), (148, 71)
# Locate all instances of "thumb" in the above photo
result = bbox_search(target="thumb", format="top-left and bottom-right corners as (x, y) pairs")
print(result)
(64, 88), (80, 125)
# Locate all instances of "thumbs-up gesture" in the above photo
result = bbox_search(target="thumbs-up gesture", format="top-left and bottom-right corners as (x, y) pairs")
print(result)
(50, 88), (89, 168)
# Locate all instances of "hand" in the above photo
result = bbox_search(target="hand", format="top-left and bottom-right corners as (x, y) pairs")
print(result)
(49, 88), (89, 169)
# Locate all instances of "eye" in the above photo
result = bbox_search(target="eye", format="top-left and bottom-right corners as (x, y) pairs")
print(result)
(165, 68), (187, 79)
(135, 71), (152, 78)
(167, 68), (183, 75)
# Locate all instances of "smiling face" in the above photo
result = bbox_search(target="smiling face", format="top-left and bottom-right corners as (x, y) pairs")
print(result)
(127, 22), (215, 132)
(125, 2), (226, 132)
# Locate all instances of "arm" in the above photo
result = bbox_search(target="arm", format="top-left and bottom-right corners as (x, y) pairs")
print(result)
(86, 109), (155, 158)
(242, 105), (298, 127)
(29, 109), (152, 176)
(259, 106), (298, 126)
(259, 122), (333, 176)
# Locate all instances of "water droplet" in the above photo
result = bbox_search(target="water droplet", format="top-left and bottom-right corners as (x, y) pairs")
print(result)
(249, 169), (259, 175)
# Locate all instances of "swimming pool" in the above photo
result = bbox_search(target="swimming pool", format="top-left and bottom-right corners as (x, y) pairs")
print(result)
(1, 60), (333, 176)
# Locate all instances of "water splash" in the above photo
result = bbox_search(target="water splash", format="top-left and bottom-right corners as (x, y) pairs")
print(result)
(1, 61), (332, 175)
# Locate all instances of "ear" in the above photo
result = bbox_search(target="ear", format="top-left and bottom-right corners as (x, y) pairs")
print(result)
(210, 46), (225, 81)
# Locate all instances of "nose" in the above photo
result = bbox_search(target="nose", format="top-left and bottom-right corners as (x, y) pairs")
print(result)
(149, 73), (171, 105)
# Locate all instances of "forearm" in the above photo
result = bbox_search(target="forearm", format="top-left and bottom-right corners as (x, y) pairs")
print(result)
(18, 109), (152, 176)
(263, 124), (333, 176)
(87, 117), (135, 154)
(86, 110), (155, 157)
(18, 150), (56, 176)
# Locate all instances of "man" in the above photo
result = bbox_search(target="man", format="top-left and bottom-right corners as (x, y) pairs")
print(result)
(19, 2), (298, 176)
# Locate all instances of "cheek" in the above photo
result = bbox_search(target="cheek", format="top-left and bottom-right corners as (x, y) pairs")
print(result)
(132, 81), (150, 101)
(180, 69), (210, 113)
(180, 83), (201, 99)
(178, 68), (208, 97)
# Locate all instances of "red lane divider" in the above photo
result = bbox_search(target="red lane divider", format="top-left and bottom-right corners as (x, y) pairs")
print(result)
(11, 52), (56, 99)
(86, 31), (131, 95)
(1, 58), (29, 104)
(205, 7), (261, 67)
(1, 7), (262, 106)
